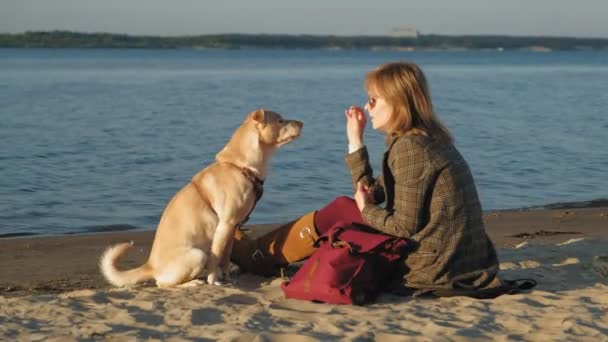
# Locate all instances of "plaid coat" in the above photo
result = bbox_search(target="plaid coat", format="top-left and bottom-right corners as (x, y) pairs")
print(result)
(345, 135), (500, 290)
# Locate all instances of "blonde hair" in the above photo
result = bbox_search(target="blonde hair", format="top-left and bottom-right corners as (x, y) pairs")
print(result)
(365, 62), (453, 144)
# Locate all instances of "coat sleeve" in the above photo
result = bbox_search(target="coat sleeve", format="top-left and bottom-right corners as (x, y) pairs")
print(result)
(344, 147), (385, 205)
(372, 175), (386, 205)
(359, 139), (430, 238)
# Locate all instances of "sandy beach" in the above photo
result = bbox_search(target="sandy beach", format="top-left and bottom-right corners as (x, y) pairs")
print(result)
(1, 205), (607, 340)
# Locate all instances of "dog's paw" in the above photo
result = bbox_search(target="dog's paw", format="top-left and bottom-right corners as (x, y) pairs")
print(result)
(207, 272), (224, 286)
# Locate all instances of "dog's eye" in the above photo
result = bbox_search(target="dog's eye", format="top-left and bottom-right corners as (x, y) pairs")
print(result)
(278, 119), (285, 124)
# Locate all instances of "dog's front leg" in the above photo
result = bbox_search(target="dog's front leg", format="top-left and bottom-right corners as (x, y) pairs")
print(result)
(207, 220), (236, 285)
(219, 237), (235, 282)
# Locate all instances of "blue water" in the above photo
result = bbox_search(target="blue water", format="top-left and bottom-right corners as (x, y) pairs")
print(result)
(1, 48), (607, 237)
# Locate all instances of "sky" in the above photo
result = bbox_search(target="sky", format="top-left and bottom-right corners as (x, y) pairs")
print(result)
(2, 0), (607, 38)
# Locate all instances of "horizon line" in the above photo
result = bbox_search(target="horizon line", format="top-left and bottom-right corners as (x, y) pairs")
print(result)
(3, 30), (608, 41)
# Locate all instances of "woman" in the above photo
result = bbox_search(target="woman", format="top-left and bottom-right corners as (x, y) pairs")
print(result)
(231, 61), (501, 293)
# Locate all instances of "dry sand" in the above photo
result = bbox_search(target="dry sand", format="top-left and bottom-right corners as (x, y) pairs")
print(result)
(1, 206), (607, 340)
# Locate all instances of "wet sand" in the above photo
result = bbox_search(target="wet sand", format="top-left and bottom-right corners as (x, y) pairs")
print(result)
(1, 204), (606, 296)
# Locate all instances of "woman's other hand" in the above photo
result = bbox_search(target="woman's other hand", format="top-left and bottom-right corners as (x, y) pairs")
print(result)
(354, 181), (373, 212)
(345, 105), (367, 146)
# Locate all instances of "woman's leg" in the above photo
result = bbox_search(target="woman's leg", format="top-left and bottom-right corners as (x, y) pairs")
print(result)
(314, 196), (366, 235)
(231, 211), (318, 276)
(231, 196), (365, 276)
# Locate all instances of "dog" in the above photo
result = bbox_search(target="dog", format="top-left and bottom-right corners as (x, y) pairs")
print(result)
(100, 109), (303, 287)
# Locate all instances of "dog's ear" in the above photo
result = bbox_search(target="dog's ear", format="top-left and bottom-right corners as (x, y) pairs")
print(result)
(250, 109), (266, 124)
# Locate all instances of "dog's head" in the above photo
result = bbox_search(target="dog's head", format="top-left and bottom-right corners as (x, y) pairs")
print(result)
(249, 109), (303, 147)
(216, 109), (303, 175)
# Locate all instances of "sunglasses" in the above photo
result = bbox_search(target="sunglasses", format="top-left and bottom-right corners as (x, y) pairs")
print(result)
(367, 96), (377, 109)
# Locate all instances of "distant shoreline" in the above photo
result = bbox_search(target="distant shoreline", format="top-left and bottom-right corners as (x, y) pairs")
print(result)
(1, 198), (606, 239)
(2, 31), (608, 51)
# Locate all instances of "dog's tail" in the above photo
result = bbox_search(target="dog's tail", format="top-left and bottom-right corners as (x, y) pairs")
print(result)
(99, 241), (154, 287)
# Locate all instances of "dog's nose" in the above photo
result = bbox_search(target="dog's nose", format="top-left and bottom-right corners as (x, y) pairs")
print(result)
(294, 121), (303, 128)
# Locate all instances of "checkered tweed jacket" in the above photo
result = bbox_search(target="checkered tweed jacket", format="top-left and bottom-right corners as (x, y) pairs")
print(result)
(345, 135), (500, 290)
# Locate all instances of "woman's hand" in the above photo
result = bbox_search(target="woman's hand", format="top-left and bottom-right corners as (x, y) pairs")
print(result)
(354, 181), (373, 212)
(344, 106), (367, 146)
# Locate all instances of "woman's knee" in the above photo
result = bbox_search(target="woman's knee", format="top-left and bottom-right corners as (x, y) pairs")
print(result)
(315, 196), (361, 234)
(317, 196), (355, 217)
(329, 196), (356, 209)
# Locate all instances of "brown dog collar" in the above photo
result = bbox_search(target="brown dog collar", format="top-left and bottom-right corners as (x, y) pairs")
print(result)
(190, 163), (264, 223)
(223, 162), (265, 228)
(239, 167), (264, 202)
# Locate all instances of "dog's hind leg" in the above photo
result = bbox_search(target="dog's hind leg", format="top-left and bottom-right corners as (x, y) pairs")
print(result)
(155, 248), (207, 288)
(178, 279), (206, 288)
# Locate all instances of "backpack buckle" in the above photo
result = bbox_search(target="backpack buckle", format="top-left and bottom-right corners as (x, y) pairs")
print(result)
(251, 249), (265, 263)
(299, 226), (314, 241)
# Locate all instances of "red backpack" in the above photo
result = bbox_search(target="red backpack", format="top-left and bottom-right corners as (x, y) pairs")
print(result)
(281, 223), (409, 305)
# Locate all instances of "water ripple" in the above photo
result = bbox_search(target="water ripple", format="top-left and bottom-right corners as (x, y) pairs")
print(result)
(1, 49), (607, 236)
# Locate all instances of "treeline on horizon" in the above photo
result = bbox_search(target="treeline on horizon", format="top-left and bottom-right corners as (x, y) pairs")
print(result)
(1, 31), (607, 50)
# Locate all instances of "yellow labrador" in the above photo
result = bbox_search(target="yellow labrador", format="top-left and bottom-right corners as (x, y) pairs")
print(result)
(100, 109), (302, 287)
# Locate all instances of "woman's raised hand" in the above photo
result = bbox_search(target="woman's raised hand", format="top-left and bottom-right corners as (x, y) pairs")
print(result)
(344, 105), (367, 146)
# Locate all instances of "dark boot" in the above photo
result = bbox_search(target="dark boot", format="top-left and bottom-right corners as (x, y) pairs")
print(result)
(231, 211), (318, 277)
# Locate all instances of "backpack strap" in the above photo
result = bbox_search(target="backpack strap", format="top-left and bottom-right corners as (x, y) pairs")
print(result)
(427, 278), (538, 299)
(504, 278), (538, 291)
